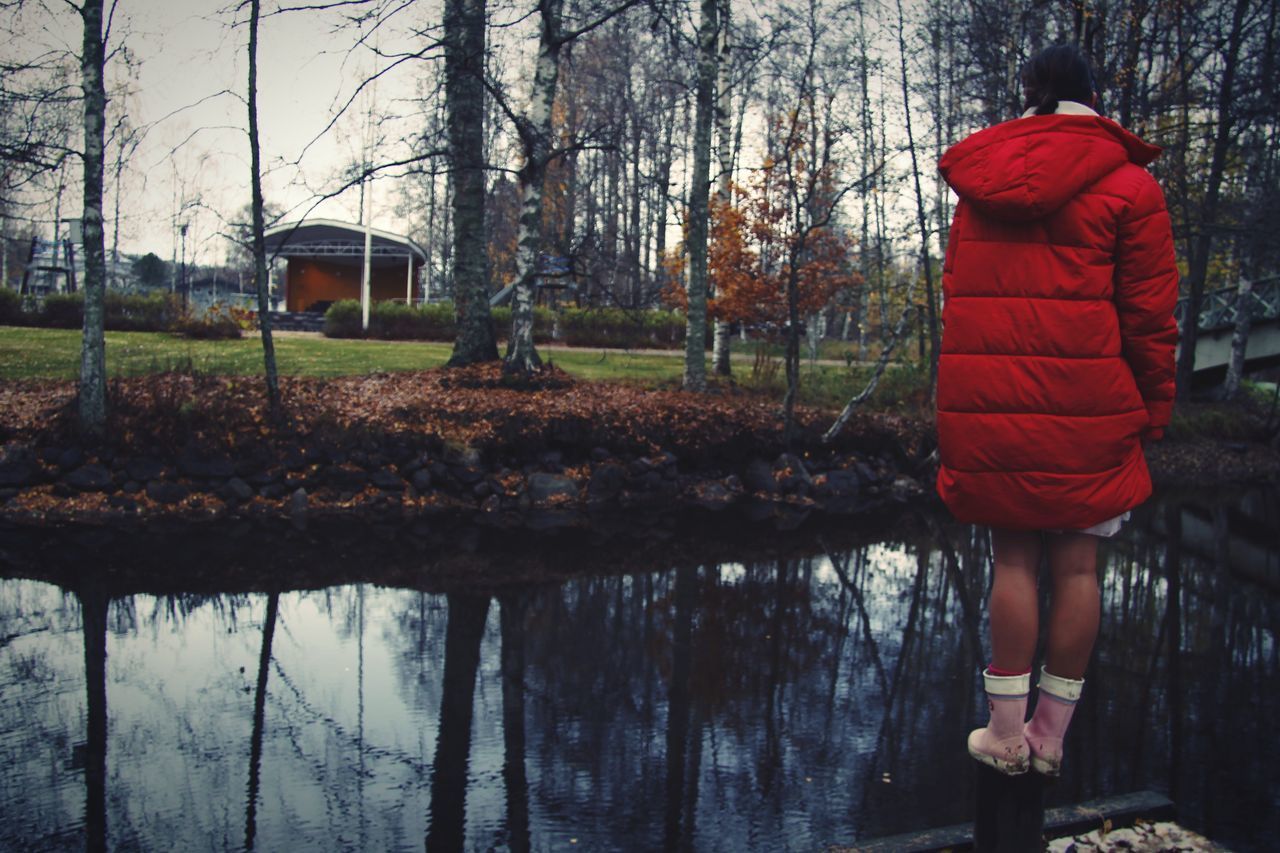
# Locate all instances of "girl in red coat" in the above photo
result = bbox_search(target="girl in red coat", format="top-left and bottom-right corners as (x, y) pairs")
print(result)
(936, 45), (1179, 776)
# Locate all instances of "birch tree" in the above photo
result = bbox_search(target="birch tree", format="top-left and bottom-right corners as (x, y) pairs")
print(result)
(683, 0), (717, 391)
(76, 0), (108, 436)
(710, 0), (732, 376)
(503, 0), (571, 375)
(501, 0), (647, 376)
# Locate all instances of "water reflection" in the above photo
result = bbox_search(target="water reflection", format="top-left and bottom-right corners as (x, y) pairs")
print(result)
(0, 488), (1276, 851)
(244, 591), (278, 851)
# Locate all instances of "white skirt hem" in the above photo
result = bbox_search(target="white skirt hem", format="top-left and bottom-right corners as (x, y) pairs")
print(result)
(1048, 511), (1130, 538)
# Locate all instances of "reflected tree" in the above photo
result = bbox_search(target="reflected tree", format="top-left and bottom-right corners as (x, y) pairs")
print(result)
(662, 565), (699, 851)
(426, 594), (490, 852)
(499, 592), (530, 853)
(244, 592), (279, 851)
(760, 559), (789, 796)
(80, 581), (108, 853)
(1164, 500), (1183, 810)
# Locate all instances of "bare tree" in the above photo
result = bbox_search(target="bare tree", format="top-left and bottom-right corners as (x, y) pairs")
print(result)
(498, 0), (648, 376)
(1174, 0), (1253, 400)
(0, 10), (80, 224)
(77, 0), (109, 436)
(683, 0), (717, 391)
(246, 0), (282, 412)
(104, 42), (141, 287)
(894, 0), (938, 404)
(445, 0), (499, 365)
(501, 0), (570, 375)
(710, 0), (732, 376)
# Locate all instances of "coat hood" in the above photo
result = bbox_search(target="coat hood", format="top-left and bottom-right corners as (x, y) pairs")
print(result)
(939, 112), (1161, 221)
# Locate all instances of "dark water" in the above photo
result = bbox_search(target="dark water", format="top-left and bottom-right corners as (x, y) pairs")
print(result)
(0, 489), (1277, 852)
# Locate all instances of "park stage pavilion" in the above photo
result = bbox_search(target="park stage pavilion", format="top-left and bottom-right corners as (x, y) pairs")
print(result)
(263, 219), (427, 313)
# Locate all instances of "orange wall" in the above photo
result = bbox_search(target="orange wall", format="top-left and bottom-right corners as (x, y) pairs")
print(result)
(286, 258), (418, 312)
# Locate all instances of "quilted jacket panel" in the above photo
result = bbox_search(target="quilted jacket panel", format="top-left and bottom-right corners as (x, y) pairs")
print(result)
(934, 112), (1179, 530)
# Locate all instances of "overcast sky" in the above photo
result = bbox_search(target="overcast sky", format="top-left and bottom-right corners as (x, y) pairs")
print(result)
(12, 0), (926, 269)
(16, 0), (438, 265)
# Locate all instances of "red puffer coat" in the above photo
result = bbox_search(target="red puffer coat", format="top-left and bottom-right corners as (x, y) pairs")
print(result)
(935, 111), (1179, 530)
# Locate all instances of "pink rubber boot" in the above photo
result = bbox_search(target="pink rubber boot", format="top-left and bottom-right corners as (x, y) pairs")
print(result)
(1024, 668), (1084, 776)
(967, 669), (1030, 775)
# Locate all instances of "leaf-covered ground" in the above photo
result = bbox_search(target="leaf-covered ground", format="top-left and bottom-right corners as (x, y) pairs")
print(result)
(0, 367), (1273, 504)
(0, 363), (928, 465)
(0, 325), (932, 412)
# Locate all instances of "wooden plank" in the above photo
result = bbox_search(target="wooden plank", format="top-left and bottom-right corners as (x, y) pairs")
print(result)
(1042, 790), (1176, 840)
(839, 790), (1175, 852)
(974, 764), (1045, 851)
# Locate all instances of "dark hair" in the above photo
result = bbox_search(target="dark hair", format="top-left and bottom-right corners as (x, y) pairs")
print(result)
(1022, 45), (1096, 116)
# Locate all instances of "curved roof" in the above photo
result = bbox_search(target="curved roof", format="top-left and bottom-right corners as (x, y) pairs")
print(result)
(263, 218), (427, 266)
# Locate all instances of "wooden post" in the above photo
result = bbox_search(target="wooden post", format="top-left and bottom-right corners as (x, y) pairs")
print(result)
(973, 764), (1045, 851)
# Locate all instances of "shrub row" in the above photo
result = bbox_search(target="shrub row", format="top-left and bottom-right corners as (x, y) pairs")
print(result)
(324, 300), (558, 343)
(323, 299), (684, 350)
(324, 300), (460, 339)
(0, 288), (21, 326)
(1, 288), (686, 350)
(174, 303), (253, 339)
(0, 289), (243, 338)
(558, 307), (684, 349)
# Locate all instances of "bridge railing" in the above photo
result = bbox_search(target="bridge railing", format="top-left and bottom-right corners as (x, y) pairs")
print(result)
(1174, 276), (1280, 331)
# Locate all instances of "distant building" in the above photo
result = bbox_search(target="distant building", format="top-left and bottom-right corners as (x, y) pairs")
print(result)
(263, 219), (426, 313)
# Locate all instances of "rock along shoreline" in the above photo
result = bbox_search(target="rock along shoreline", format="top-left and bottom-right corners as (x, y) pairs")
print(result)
(0, 367), (932, 530)
(0, 366), (1274, 531)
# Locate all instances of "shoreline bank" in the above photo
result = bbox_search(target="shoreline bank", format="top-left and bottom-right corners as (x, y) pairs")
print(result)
(0, 367), (1275, 529)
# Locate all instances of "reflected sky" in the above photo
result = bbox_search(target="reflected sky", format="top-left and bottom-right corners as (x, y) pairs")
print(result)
(0, 488), (1276, 852)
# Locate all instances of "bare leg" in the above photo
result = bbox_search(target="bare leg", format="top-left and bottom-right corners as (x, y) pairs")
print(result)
(1043, 531), (1100, 679)
(988, 528), (1042, 673)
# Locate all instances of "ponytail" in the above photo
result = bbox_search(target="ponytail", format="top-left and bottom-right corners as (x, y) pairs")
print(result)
(1022, 45), (1095, 117)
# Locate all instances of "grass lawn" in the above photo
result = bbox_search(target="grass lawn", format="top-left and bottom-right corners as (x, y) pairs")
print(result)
(0, 326), (702, 382)
(0, 325), (929, 411)
(727, 335), (902, 364)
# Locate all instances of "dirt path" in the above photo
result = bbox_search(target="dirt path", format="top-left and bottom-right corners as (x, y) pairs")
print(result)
(269, 329), (880, 368)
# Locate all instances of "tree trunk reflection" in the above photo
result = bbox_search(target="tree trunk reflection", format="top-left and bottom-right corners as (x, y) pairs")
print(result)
(426, 594), (490, 853)
(80, 582), (108, 853)
(663, 565), (699, 851)
(244, 591), (279, 851)
(1165, 500), (1184, 808)
(500, 592), (530, 853)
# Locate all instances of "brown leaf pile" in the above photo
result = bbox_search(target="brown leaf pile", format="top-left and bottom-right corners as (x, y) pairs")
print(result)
(0, 365), (922, 465)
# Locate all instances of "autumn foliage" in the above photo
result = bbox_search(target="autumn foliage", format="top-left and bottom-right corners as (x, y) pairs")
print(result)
(665, 127), (862, 331)
(0, 367), (869, 465)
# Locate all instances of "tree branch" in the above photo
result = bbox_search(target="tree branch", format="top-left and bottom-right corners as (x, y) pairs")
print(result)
(823, 300), (916, 443)
(558, 0), (648, 44)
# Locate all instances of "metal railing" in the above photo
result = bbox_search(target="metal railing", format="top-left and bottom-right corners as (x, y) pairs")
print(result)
(1174, 276), (1280, 330)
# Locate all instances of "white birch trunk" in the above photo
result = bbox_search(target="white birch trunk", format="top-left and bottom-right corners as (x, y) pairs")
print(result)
(77, 0), (108, 436)
(683, 0), (718, 392)
(504, 0), (565, 375)
(711, 0), (733, 376)
(807, 309), (828, 362)
(1223, 277), (1253, 400)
